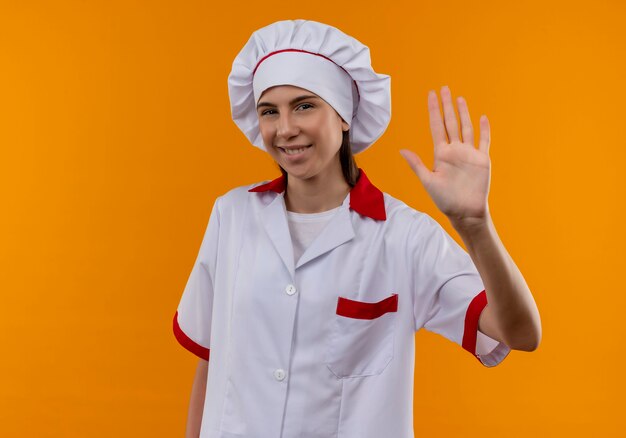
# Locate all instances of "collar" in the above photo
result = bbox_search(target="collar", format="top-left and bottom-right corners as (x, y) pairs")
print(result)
(248, 168), (386, 221)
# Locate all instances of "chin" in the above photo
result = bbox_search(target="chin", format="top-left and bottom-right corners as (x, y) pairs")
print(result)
(282, 166), (311, 179)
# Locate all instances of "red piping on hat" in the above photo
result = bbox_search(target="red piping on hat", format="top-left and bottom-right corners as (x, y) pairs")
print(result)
(252, 49), (361, 103)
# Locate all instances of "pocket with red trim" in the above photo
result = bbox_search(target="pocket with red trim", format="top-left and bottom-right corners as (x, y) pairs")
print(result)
(325, 293), (398, 378)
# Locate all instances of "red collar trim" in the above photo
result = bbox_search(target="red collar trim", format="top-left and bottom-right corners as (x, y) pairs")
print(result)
(248, 168), (386, 221)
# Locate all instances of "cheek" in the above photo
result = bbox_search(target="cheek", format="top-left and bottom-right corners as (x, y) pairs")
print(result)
(258, 120), (267, 136)
(313, 115), (340, 143)
(321, 119), (343, 149)
(258, 122), (273, 143)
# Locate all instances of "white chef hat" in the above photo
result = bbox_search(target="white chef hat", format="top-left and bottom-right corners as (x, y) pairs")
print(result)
(227, 19), (391, 155)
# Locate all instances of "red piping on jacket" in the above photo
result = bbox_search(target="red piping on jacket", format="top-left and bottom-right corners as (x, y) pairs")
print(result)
(173, 311), (210, 361)
(462, 290), (488, 363)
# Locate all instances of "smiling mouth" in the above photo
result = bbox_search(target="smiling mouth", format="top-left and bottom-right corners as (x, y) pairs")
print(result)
(278, 145), (312, 155)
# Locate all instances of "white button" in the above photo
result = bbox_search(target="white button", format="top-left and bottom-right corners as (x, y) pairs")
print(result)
(274, 368), (286, 381)
(285, 284), (297, 295)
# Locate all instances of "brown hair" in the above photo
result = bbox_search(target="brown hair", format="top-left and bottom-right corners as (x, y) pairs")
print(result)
(278, 130), (360, 187)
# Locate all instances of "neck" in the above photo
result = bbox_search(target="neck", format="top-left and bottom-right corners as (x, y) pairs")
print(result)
(284, 162), (351, 213)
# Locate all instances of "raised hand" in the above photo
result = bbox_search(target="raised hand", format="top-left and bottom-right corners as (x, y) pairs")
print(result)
(400, 85), (491, 229)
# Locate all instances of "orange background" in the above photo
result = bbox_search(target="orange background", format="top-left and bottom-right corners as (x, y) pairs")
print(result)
(1, 0), (624, 436)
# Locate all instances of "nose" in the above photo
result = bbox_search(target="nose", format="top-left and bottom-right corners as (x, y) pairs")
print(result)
(275, 112), (299, 140)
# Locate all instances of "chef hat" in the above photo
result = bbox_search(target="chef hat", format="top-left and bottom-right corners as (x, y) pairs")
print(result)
(227, 19), (391, 155)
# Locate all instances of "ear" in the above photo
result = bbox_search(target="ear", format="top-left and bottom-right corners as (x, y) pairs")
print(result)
(341, 120), (350, 132)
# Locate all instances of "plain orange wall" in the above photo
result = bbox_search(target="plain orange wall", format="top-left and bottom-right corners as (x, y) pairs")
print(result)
(1, 0), (624, 436)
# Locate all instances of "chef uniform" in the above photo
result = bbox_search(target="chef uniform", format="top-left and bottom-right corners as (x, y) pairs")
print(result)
(173, 19), (511, 438)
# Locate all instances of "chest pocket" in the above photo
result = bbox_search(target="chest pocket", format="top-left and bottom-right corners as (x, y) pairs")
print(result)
(325, 293), (398, 378)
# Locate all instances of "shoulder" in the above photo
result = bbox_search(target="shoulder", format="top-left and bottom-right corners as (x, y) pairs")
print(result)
(378, 191), (453, 251)
(380, 191), (436, 229)
(213, 179), (276, 212)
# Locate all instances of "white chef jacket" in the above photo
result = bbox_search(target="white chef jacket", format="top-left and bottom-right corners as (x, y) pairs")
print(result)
(173, 168), (511, 438)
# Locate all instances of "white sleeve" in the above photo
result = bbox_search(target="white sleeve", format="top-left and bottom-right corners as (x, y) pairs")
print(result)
(411, 215), (511, 367)
(172, 196), (221, 361)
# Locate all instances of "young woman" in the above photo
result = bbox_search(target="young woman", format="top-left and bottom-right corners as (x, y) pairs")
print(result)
(173, 19), (541, 438)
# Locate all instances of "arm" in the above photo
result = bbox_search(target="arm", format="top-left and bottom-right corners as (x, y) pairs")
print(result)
(451, 213), (541, 351)
(186, 358), (208, 438)
(400, 85), (542, 353)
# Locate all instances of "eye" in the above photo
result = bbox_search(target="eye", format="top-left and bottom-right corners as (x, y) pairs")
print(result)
(297, 103), (313, 111)
(260, 109), (277, 116)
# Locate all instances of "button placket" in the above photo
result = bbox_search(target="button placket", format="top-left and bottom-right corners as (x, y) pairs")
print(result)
(274, 284), (296, 384)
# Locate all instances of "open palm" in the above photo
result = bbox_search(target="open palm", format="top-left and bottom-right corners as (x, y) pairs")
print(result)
(400, 86), (491, 226)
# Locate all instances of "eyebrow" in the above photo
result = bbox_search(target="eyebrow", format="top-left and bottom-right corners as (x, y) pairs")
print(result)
(256, 94), (319, 110)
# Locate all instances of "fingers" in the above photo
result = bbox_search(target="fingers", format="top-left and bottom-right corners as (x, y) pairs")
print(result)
(399, 149), (431, 186)
(429, 86), (469, 145)
(427, 90), (447, 147)
(440, 86), (460, 143)
(456, 96), (474, 146)
(478, 115), (491, 154)
(429, 86), (484, 151)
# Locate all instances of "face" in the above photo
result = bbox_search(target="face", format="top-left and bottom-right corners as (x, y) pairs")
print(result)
(256, 85), (349, 181)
